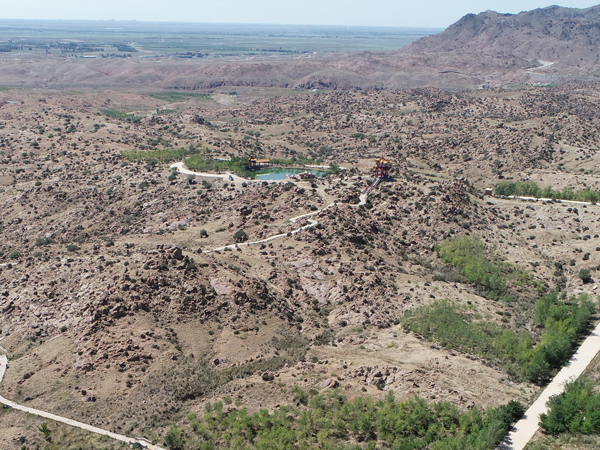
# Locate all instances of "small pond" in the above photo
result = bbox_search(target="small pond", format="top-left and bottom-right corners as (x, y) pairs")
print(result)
(254, 168), (326, 181)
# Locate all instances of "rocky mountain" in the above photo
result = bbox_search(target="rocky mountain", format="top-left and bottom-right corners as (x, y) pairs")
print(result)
(405, 4), (600, 67)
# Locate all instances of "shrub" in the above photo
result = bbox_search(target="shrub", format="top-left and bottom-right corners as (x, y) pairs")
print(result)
(579, 268), (592, 283)
(261, 373), (275, 382)
(540, 378), (600, 435)
(66, 244), (80, 252)
(35, 237), (55, 247)
(233, 230), (248, 243)
(9, 251), (20, 260)
(39, 423), (51, 441)
(292, 386), (308, 405)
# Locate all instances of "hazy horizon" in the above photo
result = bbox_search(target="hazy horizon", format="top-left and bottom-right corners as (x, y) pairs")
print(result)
(1, 1), (599, 28)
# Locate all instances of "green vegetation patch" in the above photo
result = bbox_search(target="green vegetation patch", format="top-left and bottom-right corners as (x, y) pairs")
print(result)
(123, 145), (205, 163)
(540, 377), (600, 435)
(172, 390), (523, 450)
(185, 155), (256, 178)
(495, 181), (600, 203)
(100, 109), (143, 124)
(184, 155), (318, 179)
(435, 236), (535, 302)
(157, 329), (308, 404)
(147, 91), (211, 102)
(403, 301), (533, 379)
(403, 292), (596, 383)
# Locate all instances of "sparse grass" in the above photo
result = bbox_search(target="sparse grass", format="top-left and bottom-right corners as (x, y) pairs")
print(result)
(156, 329), (307, 404)
(435, 236), (536, 302)
(403, 292), (596, 383)
(146, 91), (211, 102)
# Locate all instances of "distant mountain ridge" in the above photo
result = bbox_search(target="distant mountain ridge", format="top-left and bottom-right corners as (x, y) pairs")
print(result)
(405, 4), (600, 67)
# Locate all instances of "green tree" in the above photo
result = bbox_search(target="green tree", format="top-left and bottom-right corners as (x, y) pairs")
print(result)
(39, 422), (51, 441)
(233, 230), (248, 243)
(165, 426), (184, 450)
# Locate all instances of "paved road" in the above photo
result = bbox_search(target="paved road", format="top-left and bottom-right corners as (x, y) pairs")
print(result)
(496, 192), (600, 448)
(498, 320), (600, 450)
(0, 355), (165, 450)
(500, 195), (595, 207)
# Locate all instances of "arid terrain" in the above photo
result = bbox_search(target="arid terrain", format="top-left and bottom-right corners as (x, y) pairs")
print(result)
(0, 78), (599, 448)
(2, 5), (600, 450)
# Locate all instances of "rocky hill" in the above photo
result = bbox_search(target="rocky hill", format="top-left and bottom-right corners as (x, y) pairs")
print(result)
(405, 4), (600, 67)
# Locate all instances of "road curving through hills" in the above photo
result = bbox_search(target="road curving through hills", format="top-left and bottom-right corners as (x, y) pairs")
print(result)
(0, 356), (165, 449)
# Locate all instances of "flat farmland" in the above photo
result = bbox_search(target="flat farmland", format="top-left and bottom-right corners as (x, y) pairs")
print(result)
(0, 20), (440, 56)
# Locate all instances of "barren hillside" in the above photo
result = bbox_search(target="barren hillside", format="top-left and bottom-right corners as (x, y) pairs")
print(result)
(406, 4), (600, 67)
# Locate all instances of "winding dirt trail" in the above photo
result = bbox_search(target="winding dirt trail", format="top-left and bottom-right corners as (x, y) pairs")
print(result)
(203, 203), (337, 253)
(171, 161), (374, 252)
(526, 60), (555, 74)
(0, 163), (379, 447)
(171, 162), (249, 184)
(0, 356), (165, 449)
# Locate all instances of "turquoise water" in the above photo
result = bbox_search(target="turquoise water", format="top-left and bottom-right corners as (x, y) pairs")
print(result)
(255, 168), (326, 181)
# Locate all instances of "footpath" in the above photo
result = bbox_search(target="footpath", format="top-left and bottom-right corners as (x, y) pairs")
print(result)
(498, 321), (600, 449)
(0, 356), (165, 450)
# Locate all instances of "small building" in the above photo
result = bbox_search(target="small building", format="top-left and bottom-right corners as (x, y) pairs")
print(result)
(373, 157), (392, 179)
(485, 188), (493, 196)
(247, 157), (270, 170)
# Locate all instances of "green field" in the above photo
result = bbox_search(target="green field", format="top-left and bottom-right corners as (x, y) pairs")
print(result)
(0, 20), (440, 56)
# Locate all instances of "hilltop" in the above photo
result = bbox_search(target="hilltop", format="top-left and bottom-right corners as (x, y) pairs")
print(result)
(405, 4), (600, 67)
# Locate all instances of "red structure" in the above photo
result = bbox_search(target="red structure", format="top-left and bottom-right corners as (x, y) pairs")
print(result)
(373, 157), (392, 178)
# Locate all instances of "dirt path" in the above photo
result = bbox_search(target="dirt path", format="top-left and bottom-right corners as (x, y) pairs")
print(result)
(526, 60), (555, 74)
(0, 356), (165, 450)
(204, 203), (337, 253)
(498, 321), (600, 449)
(172, 161), (377, 252)
(199, 173), (374, 252)
(171, 162), (249, 184)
